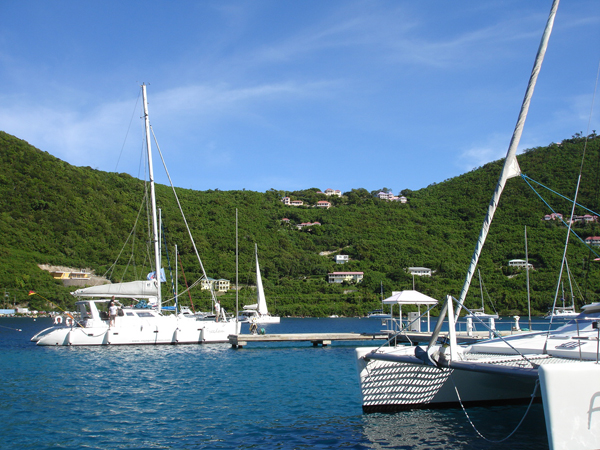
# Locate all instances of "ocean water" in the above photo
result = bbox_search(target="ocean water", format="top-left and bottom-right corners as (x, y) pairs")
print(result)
(0, 317), (550, 449)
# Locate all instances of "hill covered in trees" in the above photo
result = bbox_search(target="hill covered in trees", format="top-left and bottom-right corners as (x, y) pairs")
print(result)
(1, 130), (599, 317)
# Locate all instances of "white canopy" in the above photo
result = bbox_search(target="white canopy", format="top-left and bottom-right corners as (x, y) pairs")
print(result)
(383, 290), (438, 306)
(71, 280), (158, 300)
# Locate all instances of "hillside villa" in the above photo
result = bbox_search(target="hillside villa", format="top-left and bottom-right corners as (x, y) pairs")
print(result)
(328, 272), (364, 284)
(201, 277), (230, 292)
(508, 259), (534, 269)
(407, 267), (432, 277)
(377, 191), (407, 203)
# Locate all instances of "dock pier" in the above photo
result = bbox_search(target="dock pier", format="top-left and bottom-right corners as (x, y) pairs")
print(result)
(228, 329), (518, 348)
(228, 332), (388, 348)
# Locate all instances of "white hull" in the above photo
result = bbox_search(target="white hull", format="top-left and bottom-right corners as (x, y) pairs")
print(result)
(356, 314), (600, 411)
(32, 312), (240, 346)
(254, 314), (280, 324)
(239, 310), (280, 324)
(355, 346), (539, 411)
(540, 361), (600, 450)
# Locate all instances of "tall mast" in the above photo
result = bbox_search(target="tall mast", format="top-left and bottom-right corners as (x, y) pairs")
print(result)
(142, 84), (162, 312)
(454, 0), (559, 318)
(235, 209), (239, 324)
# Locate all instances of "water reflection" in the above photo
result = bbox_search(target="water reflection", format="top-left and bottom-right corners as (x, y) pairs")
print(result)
(361, 404), (548, 450)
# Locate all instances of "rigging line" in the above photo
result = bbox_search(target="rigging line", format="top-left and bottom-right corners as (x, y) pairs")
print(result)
(548, 53), (600, 329)
(452, 373), (540, 444)
(161, 276), (203, 304)
(102, 187), (149, 280)
(521, 176), (600, 259)
(521, 174), (600, 217)
(454, 298), (540, 368)
(160, 221), (177, 298)
(178, 250), (196, 314)
(548, 128), (595, 325)
(371, 303), (439, 351)
(114, 90), (141, 172)
(150, 126), (218, 306)
(478, 272), (499, 316)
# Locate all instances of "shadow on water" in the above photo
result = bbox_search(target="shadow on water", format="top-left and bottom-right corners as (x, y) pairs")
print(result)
(361, 404), (548, 450)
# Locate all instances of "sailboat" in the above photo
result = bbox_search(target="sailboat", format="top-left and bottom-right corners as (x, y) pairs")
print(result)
(239, 244), (280, 324)
(367, 282), (392, 318)
(464, 269), (498, 337)
(544, 259), (578, 320)
(355, 1), (600, 447)
(31, 85), (241, 345)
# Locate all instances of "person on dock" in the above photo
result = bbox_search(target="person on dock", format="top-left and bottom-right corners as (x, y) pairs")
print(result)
(109, 299), (118, 328)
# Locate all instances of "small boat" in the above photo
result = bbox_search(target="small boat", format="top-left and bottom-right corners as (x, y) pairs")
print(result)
(239, 244), (280, 324)
(367, 282), (391, 318)
(367, 309), (391, 319)
(31, 85), (241, 346)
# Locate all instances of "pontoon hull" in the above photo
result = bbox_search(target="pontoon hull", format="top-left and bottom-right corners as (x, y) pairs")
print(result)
(356, 346), (539, 411)
(33, 317), (240, 346)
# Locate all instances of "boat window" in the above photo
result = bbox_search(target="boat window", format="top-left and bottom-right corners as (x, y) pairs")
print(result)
(137, 312), (154, 318)
(126, 312), (135, 317)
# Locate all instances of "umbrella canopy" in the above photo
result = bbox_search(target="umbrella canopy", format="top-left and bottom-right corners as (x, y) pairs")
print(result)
(383, 290), (438, 305)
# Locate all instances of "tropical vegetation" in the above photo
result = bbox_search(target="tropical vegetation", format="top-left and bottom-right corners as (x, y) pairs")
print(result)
(1, 130), (599, 317)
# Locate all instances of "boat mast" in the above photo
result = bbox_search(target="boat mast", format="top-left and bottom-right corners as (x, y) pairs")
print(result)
(236, 209), (239, 324)
(525, 226), (532, 330)
(454, 0), (559, 318)
(142, 84), (162, 313)
(478, 269), (484, 312)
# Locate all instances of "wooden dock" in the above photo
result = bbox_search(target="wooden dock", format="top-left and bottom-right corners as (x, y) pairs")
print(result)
(228, 332), (388, 348)
(228, 329), (521, 348)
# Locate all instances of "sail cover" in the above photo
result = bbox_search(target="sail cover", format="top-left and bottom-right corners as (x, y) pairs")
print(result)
(71, 280), (158, 300)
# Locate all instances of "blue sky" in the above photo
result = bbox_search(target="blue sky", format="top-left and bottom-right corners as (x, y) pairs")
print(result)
(0, 1), (599, 194)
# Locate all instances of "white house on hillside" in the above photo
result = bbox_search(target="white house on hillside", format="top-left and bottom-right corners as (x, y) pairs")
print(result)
(201, 277), (230, 292)
(335, 255), (349, 264)
(407, 267), (432, 277)
(324, 189), (342, 197)
(508, 259), (534, 269)
(328, 272), (364, 283)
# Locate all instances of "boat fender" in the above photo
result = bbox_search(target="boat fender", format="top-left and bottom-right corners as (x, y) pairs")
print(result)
(260, 328), (266, 335)
(65, 317), (74, 327)
(54, 316), (63, 325)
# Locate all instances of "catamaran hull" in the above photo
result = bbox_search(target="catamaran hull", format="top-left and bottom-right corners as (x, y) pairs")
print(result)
(539, 361), (600, 450)
(355, 347), (538, 411)
(33, 320), (240, 346)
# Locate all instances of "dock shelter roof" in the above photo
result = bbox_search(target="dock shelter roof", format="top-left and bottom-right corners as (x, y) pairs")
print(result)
(383, 290), (438, 305)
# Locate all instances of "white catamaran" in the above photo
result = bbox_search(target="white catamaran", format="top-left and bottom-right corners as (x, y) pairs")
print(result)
(240, 244), (280, 324)
(355, 1), (600, 448)
(31, 85), (241, 345)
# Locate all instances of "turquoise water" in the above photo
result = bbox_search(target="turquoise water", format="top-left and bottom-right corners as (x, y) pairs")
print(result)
(1, 317), (549, 449)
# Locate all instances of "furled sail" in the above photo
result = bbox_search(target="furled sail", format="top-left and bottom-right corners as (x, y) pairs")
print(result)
(71, 280), (158, 300)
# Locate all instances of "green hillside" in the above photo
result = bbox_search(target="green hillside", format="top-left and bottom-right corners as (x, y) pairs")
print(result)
(1, 130), (599, 317)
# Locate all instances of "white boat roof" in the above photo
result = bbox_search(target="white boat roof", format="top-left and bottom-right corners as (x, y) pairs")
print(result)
(383, 290), (438, 305)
